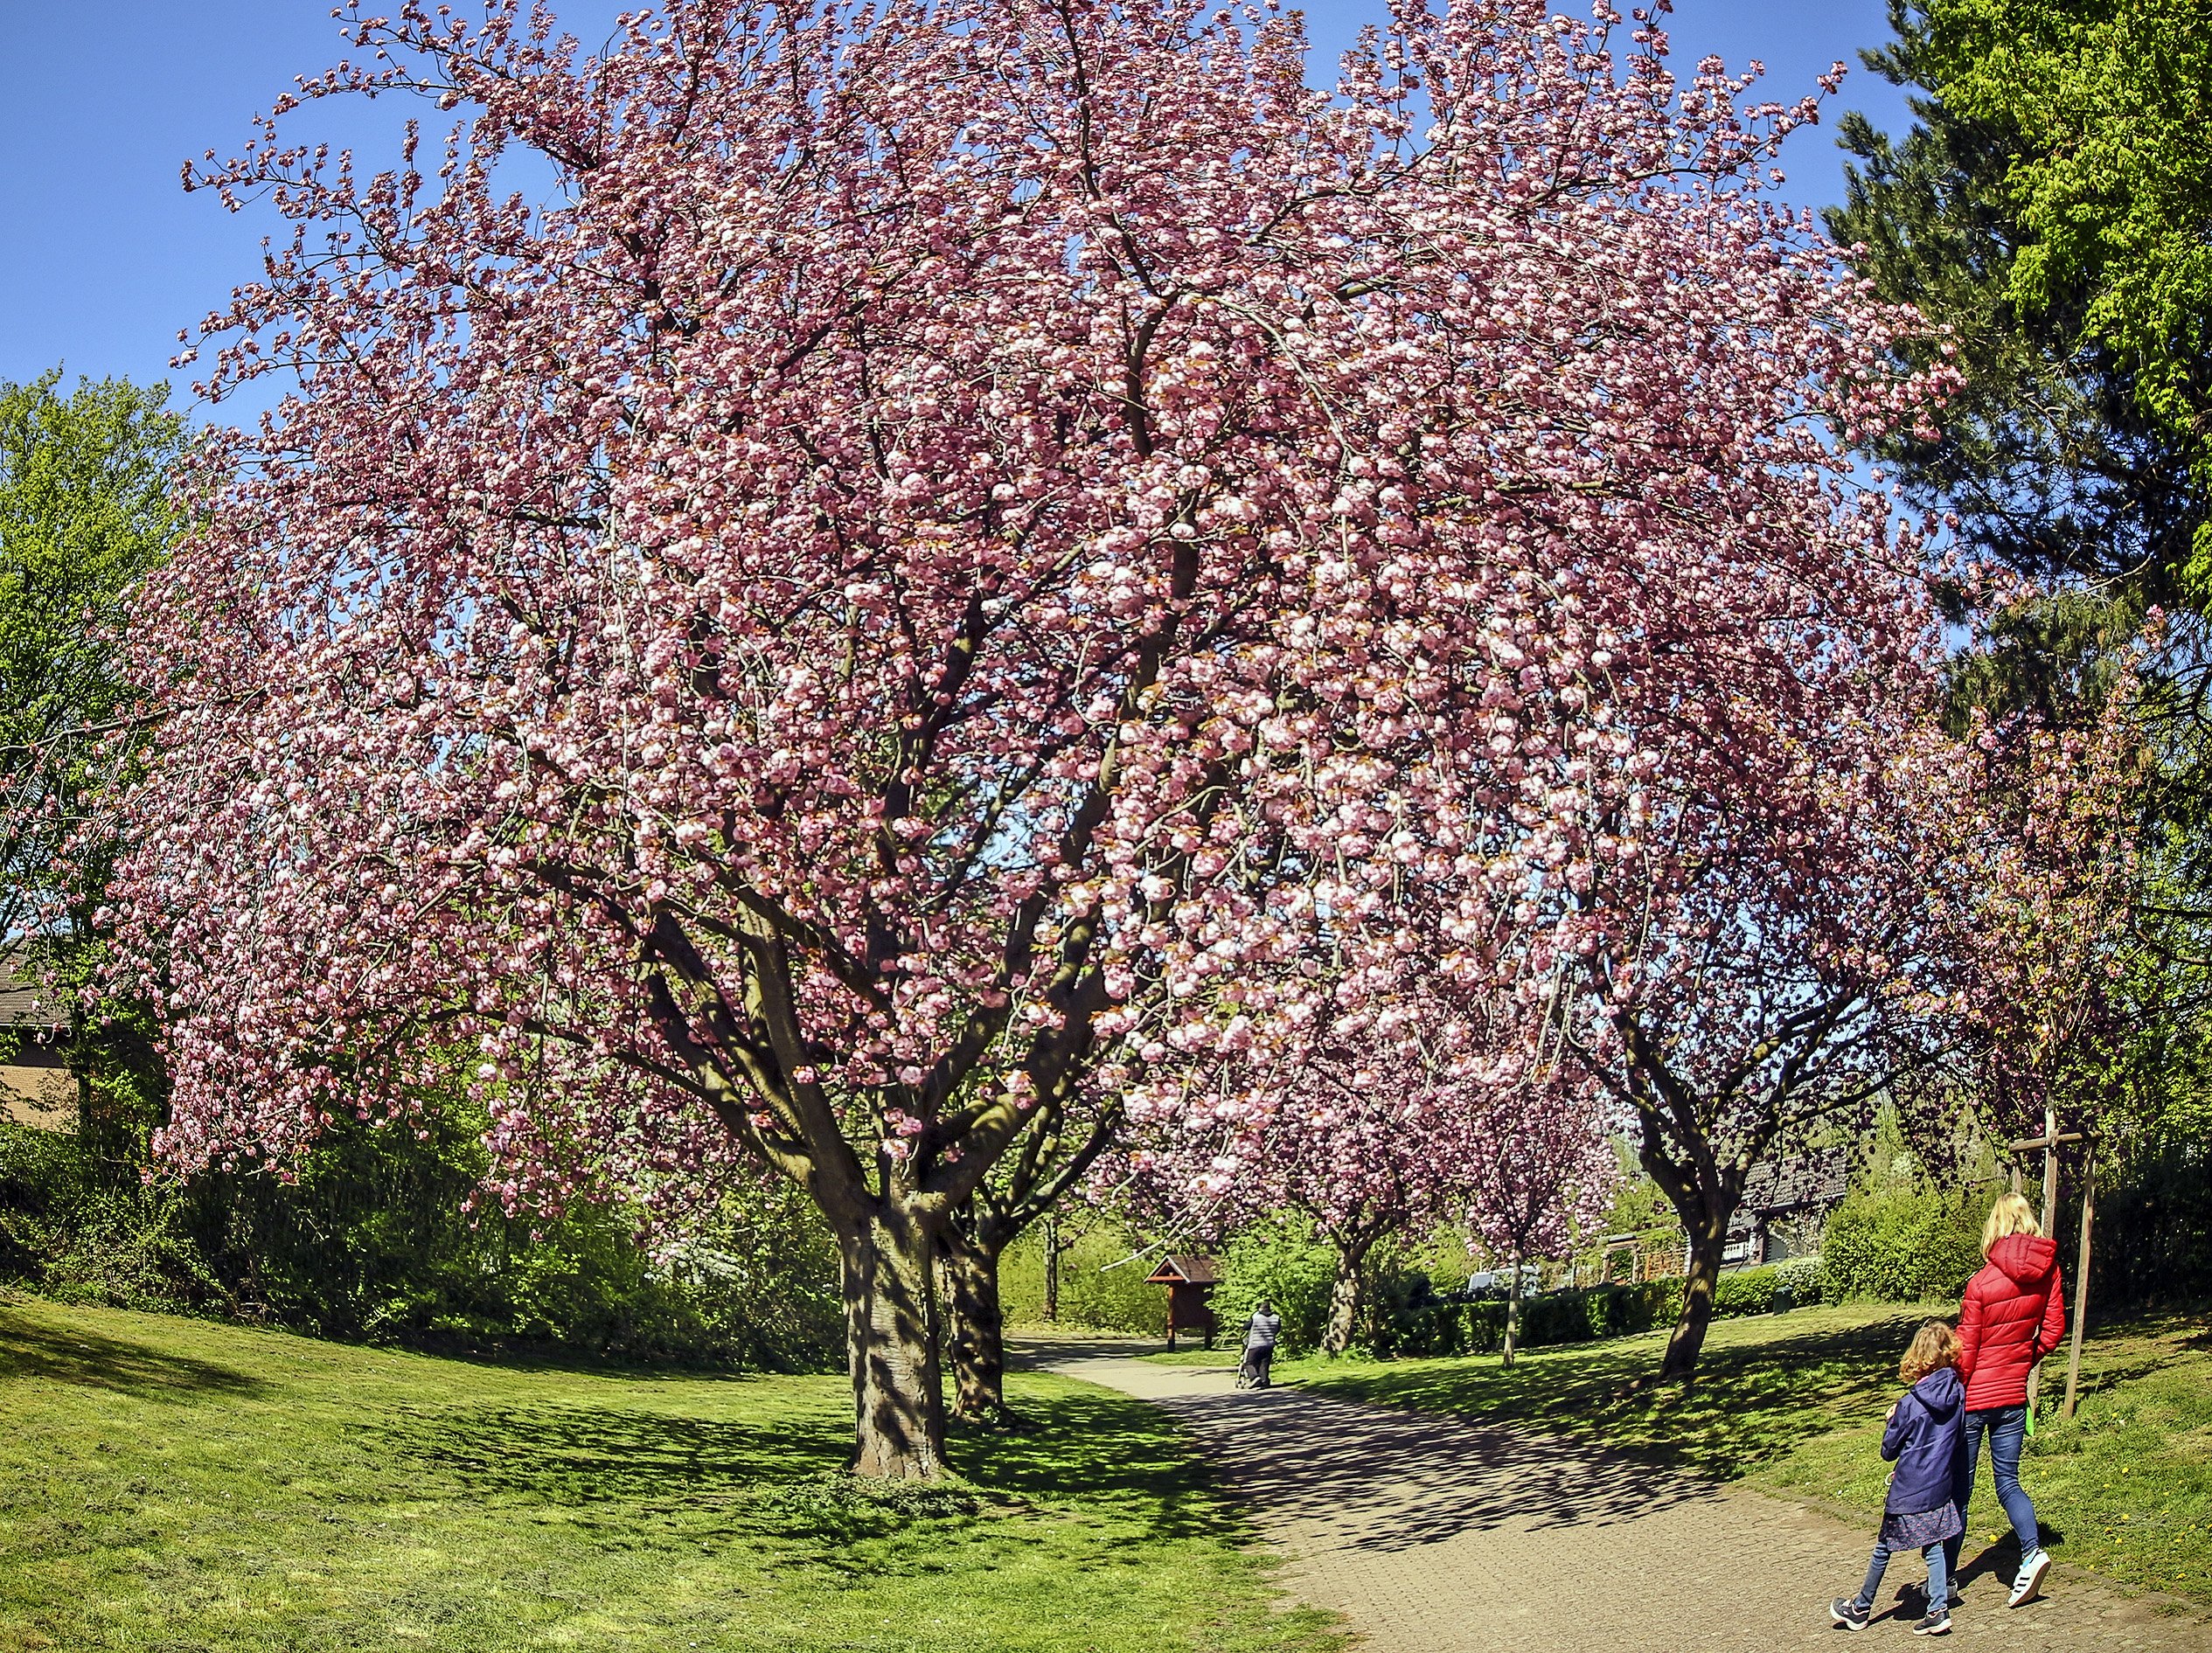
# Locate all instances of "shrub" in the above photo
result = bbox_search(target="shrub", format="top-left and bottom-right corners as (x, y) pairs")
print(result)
(0, 1116), (843, 1371)
(1819, 1184), (1984, 1303)
(999, 1221), (1169, 1337)
(1771, 1256), (1826, 1310)
(1388, 1276), (1680, 1358)
(1209, 1214), (1339, 1354)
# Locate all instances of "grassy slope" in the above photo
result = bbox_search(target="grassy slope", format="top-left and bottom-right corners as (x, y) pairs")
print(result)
(1222, 1302), (2212, 1605)
(0, 1293), (1341, 1653)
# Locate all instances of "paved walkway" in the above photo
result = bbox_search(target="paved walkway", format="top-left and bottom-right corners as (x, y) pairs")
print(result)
(1022, 1337), (2211, 1653)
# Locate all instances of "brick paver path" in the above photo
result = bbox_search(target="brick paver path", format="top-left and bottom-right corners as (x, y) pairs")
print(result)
(1024, 1337), (2211, 1653)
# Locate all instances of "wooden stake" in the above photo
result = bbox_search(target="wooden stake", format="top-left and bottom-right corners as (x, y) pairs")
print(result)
(2021, 1107), (2066, 1414)
(2062, 1152), (2097, 1420)
(2038, 1106), (2061, 1234)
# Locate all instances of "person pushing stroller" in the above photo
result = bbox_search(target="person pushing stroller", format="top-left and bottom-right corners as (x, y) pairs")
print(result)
(1237, 1299), (1283, 1388)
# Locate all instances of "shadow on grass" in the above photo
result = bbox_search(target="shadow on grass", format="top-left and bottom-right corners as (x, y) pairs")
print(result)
(390, 1402), (844, 1510)
(380, 1381), (1227, 1559)
(1303, 1309), (1926, 1481)
(0, 1302), (262, 1398)
(963, 1384), (1237, 1541)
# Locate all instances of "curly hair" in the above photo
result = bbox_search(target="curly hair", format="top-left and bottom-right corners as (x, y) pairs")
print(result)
(1899, 1318), (1964, 1386)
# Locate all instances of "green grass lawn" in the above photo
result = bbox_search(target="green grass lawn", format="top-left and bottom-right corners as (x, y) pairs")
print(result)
(0, 1292), (1343, 1653)
(1208, 1302), (2212, 1606)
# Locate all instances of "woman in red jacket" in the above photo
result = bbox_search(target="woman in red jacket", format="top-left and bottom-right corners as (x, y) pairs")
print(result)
(1946, 1192), (2066, 1610)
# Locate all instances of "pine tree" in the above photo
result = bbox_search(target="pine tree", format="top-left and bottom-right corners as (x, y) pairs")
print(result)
(1826, 2), (2205, 651)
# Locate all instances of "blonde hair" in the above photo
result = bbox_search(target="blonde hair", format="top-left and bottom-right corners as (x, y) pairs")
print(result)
(1900, 1319), (1964, 1386)
(1982, 1191), (2042, 1256)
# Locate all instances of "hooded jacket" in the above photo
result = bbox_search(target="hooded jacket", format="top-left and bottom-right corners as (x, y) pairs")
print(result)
(1882, 1365), (1965, 1516)
(1958, 1233), (2066, 1412)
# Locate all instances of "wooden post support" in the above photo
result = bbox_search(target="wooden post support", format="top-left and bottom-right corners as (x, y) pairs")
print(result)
(2007, 1108), (2080, 1415)
(2038, 1106), (2061, 1235)
(2062, 1152), (2097, 1420)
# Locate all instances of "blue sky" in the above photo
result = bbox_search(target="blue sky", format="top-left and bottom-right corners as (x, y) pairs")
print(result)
(0, 1), (1916, 415)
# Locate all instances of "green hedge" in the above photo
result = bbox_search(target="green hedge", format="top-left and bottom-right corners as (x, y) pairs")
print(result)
(1819, 1186), (1984, 1303)
(0, 1116), (844, 1372)
(1386, 1258), (1825, 1359)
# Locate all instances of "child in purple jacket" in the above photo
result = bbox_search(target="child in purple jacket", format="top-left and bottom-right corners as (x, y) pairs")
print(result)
(1831, 1320), (1967, 1636)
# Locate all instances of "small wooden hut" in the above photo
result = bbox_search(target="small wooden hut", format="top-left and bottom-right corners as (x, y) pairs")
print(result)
(1144, 1254), (1219, 1350)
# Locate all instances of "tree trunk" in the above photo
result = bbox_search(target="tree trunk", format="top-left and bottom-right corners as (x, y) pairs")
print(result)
(942, 1226), (1010, 1424)
(839, 1201), (949, 1480)
(1042, 1212), (1061, 1323)
(1502, 1247), (1525, 1367)
(1663, 1213), (1728, 1382)
(1321, 1233), (1372, 1357)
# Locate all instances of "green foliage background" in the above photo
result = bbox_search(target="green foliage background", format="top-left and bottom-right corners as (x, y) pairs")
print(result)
(998, 1220), (1167, 1336)
(0, 1105), (843, 1371)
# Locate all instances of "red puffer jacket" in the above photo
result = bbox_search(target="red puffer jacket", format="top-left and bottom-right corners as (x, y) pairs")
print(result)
(1958, 1233), (2066, 1411)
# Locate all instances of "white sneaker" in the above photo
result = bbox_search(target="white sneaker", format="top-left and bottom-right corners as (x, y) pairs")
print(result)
(2008, 1549), (2051, 1608)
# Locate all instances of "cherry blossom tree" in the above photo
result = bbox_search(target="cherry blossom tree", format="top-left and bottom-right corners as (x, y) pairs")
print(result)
(1540, 717), (1989, 1381)
(1115, 980), (1610, 1358)
(105, 0), (1951, 1476)
(1224, 1047), (1466, 1357)
(1460, 1073), (1617, 1365)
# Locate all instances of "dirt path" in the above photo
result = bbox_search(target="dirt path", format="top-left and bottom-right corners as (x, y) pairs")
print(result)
(1021, 1337), (2210, 1653)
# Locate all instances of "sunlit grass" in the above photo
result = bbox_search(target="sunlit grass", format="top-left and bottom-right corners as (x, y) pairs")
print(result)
(0, 1292), (1344, 1652)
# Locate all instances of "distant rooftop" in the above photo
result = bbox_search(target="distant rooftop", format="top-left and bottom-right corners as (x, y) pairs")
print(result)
(0, 948), (66, 1036)
(1739, 1148), (1849, 1216)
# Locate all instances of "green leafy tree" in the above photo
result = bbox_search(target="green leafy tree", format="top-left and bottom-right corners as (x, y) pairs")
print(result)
(1827, 3), (2206, 628)
(1926, 0), (2212, 586)
(1831, 8), (2212, 1222)
(0, 372), (184, 1160)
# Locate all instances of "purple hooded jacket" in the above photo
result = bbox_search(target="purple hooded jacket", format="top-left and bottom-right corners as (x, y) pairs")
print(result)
(1882, 1364), (1966, 1516)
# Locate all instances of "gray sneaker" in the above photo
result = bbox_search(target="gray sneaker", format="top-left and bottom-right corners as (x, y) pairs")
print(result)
(1828, 1598), (1870, 1632)
(1912, 1610), (1952, 1636)
(2009, 1549), (2051, 1608)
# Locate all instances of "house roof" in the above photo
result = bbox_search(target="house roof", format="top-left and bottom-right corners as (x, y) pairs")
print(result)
(1144, 1254), (1219, 1286)
(1739, 1148), (1849, 1216)
(0, 949), (65, 1036)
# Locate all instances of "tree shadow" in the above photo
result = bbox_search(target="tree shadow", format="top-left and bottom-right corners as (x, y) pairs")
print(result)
(0, 1302), (262, 1398)
(386, 1402), (842, 1515)
(1156, 1383), (1725, 1552)
(961, 1383), (1245, 1541)
(385, 1392), (1181, 1566)
(1304, 1310), (1926, 1481)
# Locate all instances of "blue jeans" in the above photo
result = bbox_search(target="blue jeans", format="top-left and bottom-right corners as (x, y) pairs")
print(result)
(1945, 1406), (2041, 1578)
(1854, 1535), (1949, 1618)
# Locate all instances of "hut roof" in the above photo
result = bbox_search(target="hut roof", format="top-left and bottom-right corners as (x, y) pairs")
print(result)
(1144, 1254), (1219, 1286)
